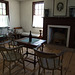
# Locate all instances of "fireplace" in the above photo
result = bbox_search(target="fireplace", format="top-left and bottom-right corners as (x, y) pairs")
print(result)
(43, 17), (75, 48)
(47, 25), (70, 47)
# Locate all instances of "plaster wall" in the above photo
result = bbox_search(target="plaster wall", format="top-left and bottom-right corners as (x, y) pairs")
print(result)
(6, 0), (20, 28)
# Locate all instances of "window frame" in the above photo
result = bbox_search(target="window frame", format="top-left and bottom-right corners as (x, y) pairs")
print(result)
(0, 0), (9, 27)
(32, 1), (44, 28)
(0, 0), (9, 15)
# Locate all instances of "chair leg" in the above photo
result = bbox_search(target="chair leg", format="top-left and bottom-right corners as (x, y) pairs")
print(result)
(3, 60), (5, 75)
(9, 62), (11, 75)
(43, 69), (45, 75)
(52, 70), (54, 75)
(38, 66), (41, 75)
(23, 60), (25, 74)
(61, 66), (62, 75)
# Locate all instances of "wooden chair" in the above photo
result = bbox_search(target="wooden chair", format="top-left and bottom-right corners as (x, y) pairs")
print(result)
(0, 35), (16, 48)
(14, 27), (22, 39)
(34, 48), (66, 75)
(0, 32), (24, 54)
(7, 32), (18, 47)
(0, 45), (25, 75)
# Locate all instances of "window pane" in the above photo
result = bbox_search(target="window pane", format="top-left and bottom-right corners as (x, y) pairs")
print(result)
(41, 4), (44, 9)
(35, 9), (38, 15)
(0, 9), (2, 15)
(33, 15), (43, 28)
(35, 4), (38, 9)
(39, 4), (42, 9)
(42, 10), (44, 16)
(0, 15), (8, 27)
(0, 3), (2, 8)
(3, 3), (6, 9)
(3, 9), (6, 15)
(39, 9), (41, 15)
(0, 2), (7, 16)
(33, 2), (44, 28)
(0, 2), (9, 27)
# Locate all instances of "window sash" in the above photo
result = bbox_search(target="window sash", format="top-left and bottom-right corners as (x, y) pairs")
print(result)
(0, 1), (9, 15)
(0, 1), (9, 27)
(32, 1), (44, 28)
(0, 2), (6, 15)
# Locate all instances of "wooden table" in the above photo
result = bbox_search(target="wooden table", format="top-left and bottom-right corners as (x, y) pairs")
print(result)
(16, 37), (46, 68)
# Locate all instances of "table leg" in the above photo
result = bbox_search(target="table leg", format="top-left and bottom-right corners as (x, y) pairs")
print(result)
(41, 44), (44, 51)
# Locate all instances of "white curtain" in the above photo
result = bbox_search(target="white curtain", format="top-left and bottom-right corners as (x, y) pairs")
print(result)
(0, 15), (9, 27)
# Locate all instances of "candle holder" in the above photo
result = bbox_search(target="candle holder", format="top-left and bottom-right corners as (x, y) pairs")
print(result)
(39, 29), (43, 39)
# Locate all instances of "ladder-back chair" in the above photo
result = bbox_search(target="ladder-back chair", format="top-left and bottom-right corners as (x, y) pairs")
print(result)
(34, 48), (66, 75)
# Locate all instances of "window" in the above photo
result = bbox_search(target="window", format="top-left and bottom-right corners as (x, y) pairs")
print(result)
(32, 1), (44, 28)
(0, 3), (6, 15)
(0, 1), (9, 27)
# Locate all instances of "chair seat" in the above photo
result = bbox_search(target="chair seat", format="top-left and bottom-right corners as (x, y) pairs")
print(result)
(4, 51), (23, 61)
(40, 58), (60, 69)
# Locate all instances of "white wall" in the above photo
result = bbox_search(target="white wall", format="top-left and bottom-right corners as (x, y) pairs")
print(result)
(6, 0), (20, 28)
(20, 0), (44, 33)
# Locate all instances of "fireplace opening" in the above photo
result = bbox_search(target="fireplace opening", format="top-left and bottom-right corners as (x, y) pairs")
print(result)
(50, 28), (67, 46)
(47, 25), (70, 47)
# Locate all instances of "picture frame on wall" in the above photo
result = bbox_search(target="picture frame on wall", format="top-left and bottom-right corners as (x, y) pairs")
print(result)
(53, 0), (67, 17)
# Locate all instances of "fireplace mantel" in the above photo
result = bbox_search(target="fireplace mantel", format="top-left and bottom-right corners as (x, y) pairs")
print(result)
(43, 17), (75, 48)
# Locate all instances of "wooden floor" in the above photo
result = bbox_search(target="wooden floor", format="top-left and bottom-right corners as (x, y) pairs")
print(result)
(0, 44), (75, 75)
